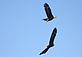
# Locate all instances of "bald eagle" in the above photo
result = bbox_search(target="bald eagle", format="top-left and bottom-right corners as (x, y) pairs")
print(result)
(39, 28), (57, 55)
(43, 3), (56, 22)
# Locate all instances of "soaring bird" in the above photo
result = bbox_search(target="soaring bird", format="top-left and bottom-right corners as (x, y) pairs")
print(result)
(39, 28), (57, 55)
(43, 3), (56, 22)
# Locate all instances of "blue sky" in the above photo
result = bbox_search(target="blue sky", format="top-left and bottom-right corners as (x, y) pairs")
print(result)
(0, 0), (82, 57)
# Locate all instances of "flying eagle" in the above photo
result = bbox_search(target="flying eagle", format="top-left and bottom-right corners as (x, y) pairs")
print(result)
(39, 28), (57, 55)
(43, 3), (56, 22)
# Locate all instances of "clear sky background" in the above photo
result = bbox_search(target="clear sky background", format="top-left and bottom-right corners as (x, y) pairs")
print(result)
(0, 0), (82, 57)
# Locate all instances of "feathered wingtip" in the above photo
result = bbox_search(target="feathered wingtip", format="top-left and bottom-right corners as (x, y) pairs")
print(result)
(39, 53), (42, 55)
(43, 18), (48, 22)
(39, 45), (50, 55)
(43, 19), (47, 21)
(39, 49), (46, 55)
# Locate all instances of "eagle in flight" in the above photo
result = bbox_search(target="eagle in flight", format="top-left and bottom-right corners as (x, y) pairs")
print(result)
(43, 3), (56, 22)
(39, 28), (57, 55)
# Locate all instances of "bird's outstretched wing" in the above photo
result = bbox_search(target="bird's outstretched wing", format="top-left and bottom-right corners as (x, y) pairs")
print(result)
(44, 3), (54, 19)
(49, 28), (57, 47)
(39, 45), (50, 55)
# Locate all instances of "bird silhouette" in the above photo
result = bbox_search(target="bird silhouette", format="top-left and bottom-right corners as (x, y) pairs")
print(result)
(43, 3), (56, 22)
(39, 28), (57, 55)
